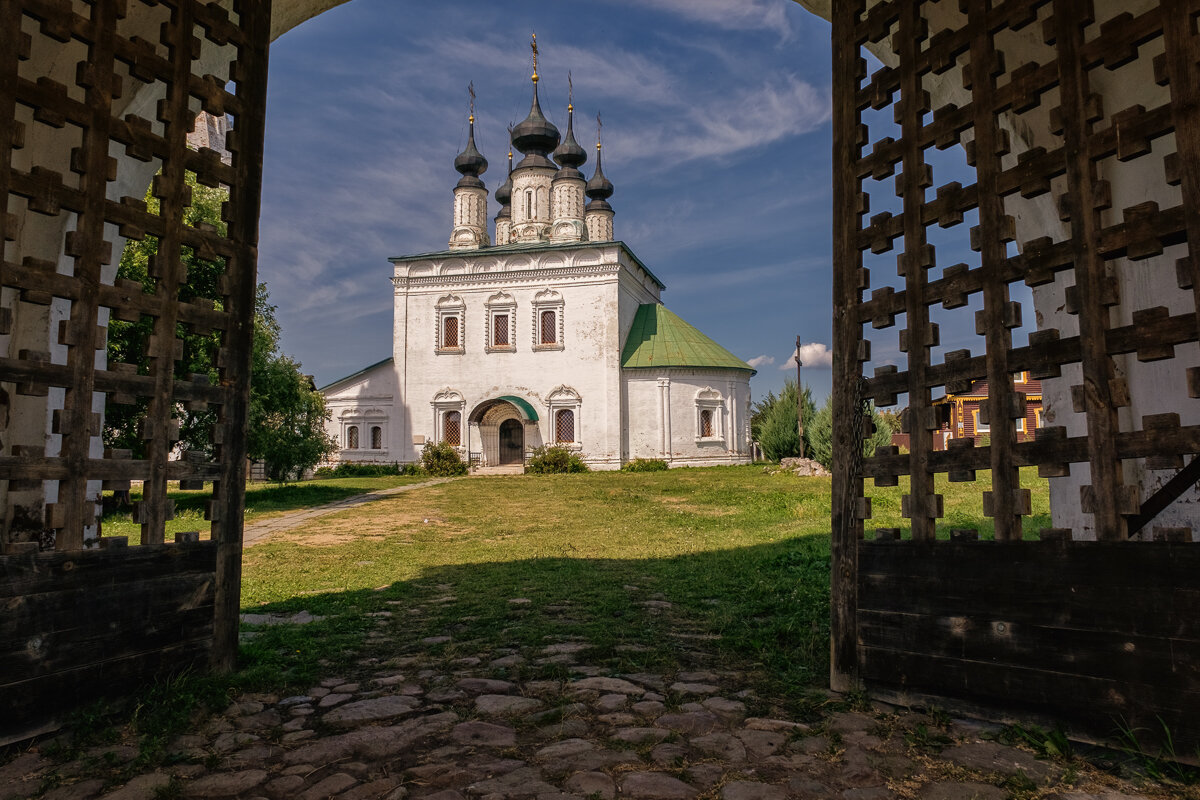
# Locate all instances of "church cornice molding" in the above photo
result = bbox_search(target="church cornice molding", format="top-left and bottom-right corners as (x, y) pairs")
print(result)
(393, 263), (622, 289)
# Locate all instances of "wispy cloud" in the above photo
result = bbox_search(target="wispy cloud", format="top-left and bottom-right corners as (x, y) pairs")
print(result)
(747, 354), (776, 369)
(782, 342), (833, 369)
(606, 0), (796, 38)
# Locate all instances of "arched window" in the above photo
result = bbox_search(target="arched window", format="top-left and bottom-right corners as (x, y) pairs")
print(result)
(443, 315), (459, 348)
(540, 310), (556, 344)
(700, 409), (714, 438)
(555, 409), (575, 444)
(346, 425), (359, 449)
(525, 189), (533, 219)
(370, 426), (382, 449)
(444, 410), (461, 446)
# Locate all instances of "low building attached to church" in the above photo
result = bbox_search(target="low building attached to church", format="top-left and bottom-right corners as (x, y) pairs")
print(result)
(320, 50), (755, 469)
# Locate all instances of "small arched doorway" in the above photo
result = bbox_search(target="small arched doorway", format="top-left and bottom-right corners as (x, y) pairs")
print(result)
(498, 419), (524, 465)
(469, 396), (540, 466)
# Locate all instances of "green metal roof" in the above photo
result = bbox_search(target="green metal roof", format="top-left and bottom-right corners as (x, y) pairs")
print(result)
(318, 357), (393, 392)
(621, 304), (756, 375)
(497, 395), (539, 422)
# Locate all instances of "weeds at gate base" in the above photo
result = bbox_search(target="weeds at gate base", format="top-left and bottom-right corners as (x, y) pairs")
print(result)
(1113, 716), (1200, 785)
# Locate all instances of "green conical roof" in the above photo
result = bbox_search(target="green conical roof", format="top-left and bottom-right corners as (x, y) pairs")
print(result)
(621, 304), (756, 374)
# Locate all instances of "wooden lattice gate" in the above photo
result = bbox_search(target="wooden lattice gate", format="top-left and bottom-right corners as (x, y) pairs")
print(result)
(0, 0), (270, 742)
(832, 0), (1200, 745)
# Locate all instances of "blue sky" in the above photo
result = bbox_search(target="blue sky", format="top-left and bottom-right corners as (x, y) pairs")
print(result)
(257, 0), (839, 404)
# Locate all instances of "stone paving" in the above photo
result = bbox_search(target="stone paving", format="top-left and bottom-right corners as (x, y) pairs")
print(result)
(1, 621), (1172, 800)
(241, 479), (455, 546)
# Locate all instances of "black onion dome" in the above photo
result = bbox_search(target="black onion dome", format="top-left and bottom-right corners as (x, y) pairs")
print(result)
(552, 106), (587, 178)
(585, 144), (614, 207)
(511, 82), (560, 169)
(495, 151), (513, 218)
(453, 117), (488, 189)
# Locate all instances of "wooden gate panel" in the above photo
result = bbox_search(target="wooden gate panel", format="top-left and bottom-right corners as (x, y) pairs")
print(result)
(1, 0), (270, 738)
(832, 0), (1200, 741)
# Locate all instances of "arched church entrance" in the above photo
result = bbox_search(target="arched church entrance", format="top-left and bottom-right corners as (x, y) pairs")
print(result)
(468, 397), (539, 467)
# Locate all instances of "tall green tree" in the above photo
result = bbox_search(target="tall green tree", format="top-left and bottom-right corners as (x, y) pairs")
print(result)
(751, 379), (817, 462)
(105, 175), (335, 479)
(246, 290), (335, 481)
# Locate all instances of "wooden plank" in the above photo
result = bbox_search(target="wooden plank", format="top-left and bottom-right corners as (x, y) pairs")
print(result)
(0, 640), (212, 746)
(897, 0), (937, 542)
(830, 0), (866, 692)
(212, 0), (272, 673)
(859, 645), (1200, 745)
(858, 608), (1200, 685)
(54, 0), (122, 548)
(1051, 0), (1127, 539)
(0, 542), (216, 597)
(965, 0), (1022, 540)
(858, 540), (1200, 588)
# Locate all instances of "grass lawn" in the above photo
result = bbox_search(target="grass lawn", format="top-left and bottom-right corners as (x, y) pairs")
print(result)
(100, 475), (429, 545)
(235, 465), (1050, 713)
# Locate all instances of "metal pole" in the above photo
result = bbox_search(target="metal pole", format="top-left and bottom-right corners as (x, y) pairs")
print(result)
(796, 335), (805, 458)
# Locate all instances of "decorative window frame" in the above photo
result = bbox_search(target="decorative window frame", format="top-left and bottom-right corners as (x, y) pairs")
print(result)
(695, 387), (725, 443)
(431, 388), (466, 450)
(972, 408), (990, 434)
(532, 287), (565, 351)
(340, 406), (387, 454)
(485, 290), (517, 353)
(546, 385), (582, 450)
(435, 293), (466, 354)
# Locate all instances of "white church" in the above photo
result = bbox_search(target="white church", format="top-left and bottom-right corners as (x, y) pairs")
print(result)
(320, 60), (756, 470)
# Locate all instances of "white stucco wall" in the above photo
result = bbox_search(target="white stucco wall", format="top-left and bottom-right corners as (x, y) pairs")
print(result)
(320, 361), (397, 464)
(623, 369), (753, 466)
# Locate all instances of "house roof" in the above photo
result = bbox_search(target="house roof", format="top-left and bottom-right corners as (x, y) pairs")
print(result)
(621, 304), (756, 375)
(388, 239), (666, 290)
(318, 357), (393, 393)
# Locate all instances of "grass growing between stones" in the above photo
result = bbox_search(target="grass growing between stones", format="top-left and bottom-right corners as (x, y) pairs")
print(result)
(99, 475), (428, 545)
(236, 465), (1051, 712)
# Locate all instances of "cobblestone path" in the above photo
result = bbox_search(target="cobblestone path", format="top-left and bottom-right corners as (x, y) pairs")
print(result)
(1, 613), (1172, 800)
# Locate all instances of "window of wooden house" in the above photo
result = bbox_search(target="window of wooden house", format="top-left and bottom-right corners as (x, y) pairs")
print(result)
(347, 425), (359, 449)
(972, 409), (989, 434)
(555, 409), (575, 444)
(444, 411), (461, 446)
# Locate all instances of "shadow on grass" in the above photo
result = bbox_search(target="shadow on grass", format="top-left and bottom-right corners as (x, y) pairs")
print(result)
(237, 534), (834, 715)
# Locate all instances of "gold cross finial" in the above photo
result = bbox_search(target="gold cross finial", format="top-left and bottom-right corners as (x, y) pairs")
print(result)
(568, 71), (573, 112)
(596, 112), (603, 150)
(531, 32), (539, 83)
(468, 81), (476, 124)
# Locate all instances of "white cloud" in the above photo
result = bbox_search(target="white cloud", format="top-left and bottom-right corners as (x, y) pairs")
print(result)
(603, 75), (832, 167)
(608, 0), (795, 38)
(781, 342), (833, 369)
(747, 354), (776, 369)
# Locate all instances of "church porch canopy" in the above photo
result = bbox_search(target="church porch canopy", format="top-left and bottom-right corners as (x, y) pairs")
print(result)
(468, 396), (539, 424)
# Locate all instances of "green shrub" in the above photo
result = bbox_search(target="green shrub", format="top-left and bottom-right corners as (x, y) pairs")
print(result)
(621, 458), (668, 472)
(807, 395), (896, 470)
(421, 441), (468, 476)
(315, 461), (405, 478)
(526, 445), (589, 474)
(400, 462), (427, 477)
